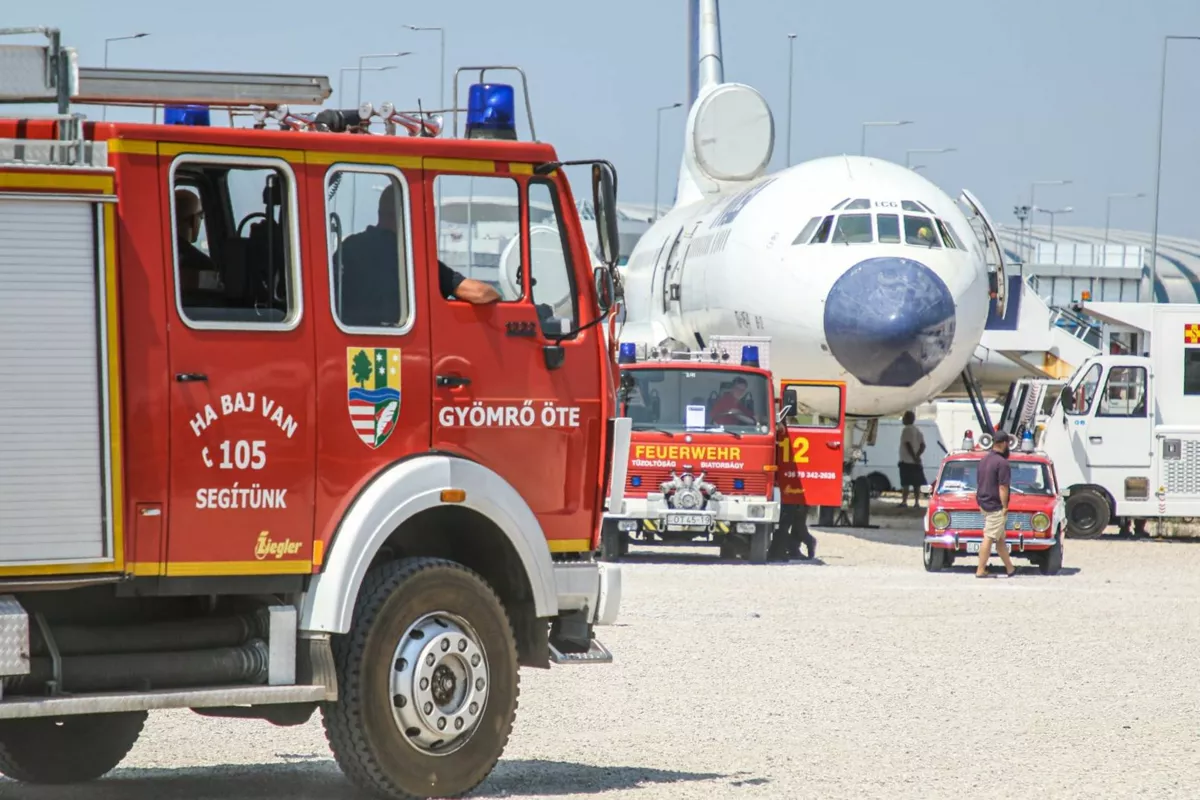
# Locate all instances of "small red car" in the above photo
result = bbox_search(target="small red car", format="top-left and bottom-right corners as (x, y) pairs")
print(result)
(922, 447), (1066, 575)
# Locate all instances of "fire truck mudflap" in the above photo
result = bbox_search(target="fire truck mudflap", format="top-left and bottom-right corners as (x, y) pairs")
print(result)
(0, 27), (627, 799)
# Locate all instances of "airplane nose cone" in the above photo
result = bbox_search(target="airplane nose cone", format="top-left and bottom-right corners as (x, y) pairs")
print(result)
(823, 257), (957, 387)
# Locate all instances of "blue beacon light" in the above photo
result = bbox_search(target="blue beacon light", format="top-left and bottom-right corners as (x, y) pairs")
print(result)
(618, 342), (637, 364)
(741, 345), (760, 368)
(164, 105), (211, 126)
(465, 83), (517, 140)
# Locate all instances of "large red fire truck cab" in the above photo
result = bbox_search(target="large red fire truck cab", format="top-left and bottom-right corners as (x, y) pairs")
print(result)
(0, 28), (629, 799)
(602, 340), (780, 562)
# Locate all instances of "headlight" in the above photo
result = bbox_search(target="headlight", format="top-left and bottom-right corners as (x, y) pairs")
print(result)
(1031, 512), (1050, 532)
(931, 510), (950, 530)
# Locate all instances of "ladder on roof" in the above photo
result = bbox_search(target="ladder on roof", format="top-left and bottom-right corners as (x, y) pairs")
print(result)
(0, 27), (331, 110)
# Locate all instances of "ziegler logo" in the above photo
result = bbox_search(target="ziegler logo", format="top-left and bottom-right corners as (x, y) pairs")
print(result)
(255, 531), (303, 560)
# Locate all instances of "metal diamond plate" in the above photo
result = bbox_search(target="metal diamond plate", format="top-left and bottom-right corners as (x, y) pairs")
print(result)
(0, 596), (29, 677)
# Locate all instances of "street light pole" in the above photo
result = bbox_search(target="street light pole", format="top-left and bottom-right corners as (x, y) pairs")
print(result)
(339, 65), (397, 107)
(1150, 35), (1200, 302)
(1103, 191), (1146, 251)
(1028, 179), (1071, 264)
(1034, 206), (1073, 242)
(356, 51), (411, 108)
(404, 25), (446, 110)
(654, 102), (682, 220)
(786, 33), (796, 167)
(904, 147), (956, 168)
(860, 120), (913, 156)
(102, 33), (149, 121)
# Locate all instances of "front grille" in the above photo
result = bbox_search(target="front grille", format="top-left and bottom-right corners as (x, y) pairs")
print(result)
(947, 510), (1034, 530)
(625, 469), (768, 497)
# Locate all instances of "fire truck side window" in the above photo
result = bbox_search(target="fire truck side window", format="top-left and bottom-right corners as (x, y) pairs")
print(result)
(783, 384), (841, 428)
(326, 167), (413, 331)
(1098, 365), (1147, 417)
(171, 159), (298, 327)
(432, 174), (522, 302)
(527, 180), (579, 336)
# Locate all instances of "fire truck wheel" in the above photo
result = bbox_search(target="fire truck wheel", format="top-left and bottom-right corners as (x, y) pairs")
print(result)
(851, 477), (871, 528)
(1065, 489), (1110, 539)
(748, 527), (769, 564)
(322, 557), (519, 800)
(600, 526), (626, 562)
(922, 541), (947, 572)
(817, 506), (836, 527)
(0, 711), (146, 784)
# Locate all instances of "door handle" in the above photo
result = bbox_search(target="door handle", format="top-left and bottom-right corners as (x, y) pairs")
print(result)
(175, 373), (208, 383)
(1089, 436), (1103, 444)
(436, 375), (471, 388)
(826, 441), (842, 449)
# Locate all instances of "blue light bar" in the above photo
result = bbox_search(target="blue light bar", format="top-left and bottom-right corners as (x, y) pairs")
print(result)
(164, 104), (211, 126)
(465, 83), (516, 140)
(741, 345), (760, 368)
(631, 476), (642, 487)
(734, 478), (745, 490)
(618, 342), (637, 364)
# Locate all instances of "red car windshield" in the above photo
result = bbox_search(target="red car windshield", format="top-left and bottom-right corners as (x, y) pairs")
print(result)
(935, 459), (1054, 496)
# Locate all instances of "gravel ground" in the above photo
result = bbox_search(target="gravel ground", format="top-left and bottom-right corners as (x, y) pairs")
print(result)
(5, 503), (1200, 800)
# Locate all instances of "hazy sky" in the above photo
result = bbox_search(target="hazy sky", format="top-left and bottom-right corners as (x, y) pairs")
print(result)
(15, 0), (1200, 237)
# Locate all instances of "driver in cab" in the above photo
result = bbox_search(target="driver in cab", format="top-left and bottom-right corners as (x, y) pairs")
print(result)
(710, 377), (755, 425)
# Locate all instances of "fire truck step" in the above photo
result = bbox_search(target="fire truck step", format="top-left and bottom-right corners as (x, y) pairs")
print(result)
(0, 683), (329, 720)
(548, 639), (613, 665)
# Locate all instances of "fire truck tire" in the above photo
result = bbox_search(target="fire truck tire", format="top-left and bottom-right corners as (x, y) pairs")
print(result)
(322, 557), (519, 800)
(851, 477), (871, 528)
(817, 506), (836, 527)
(922, 541), (947, 572)
(1065, 489), (1110, 539)
(748, 527), (769, 564)
(599, 526), (626, 562)
(0, 710), (146, 784)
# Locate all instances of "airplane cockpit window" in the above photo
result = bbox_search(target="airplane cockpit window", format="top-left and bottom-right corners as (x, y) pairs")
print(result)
(877, 213), (901, 243)
(809, 215), (834, 244)
(903, 214), (942, 248)
(831, 198), (850, 210)
(832, 214), (873, 244)
(793, 216), (822, 245)
(934, 218), (960, 250)
(901, 200), (933, 213)
(938, 219), (967, 249)
(845, 198), (871, 210)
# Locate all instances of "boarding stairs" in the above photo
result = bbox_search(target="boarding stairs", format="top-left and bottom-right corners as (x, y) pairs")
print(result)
(976, 275), (1102, 381)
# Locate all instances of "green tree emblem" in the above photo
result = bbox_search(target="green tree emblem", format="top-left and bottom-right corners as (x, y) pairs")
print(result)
(352, 350), (373, 388)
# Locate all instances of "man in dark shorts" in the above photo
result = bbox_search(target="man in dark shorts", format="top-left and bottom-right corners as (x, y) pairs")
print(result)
(975, 432), (1017, 578)
(897, 411), (926, 509)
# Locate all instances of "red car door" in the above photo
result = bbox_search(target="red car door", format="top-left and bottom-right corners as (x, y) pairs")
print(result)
(777, 380), (846, 507)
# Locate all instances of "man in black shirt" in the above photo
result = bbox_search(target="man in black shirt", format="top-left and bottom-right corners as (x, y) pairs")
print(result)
(975, 433), (1016, 578)
(335, 183), (499, 326)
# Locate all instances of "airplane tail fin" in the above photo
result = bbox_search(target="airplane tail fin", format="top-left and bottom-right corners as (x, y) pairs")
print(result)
(687, 0), (724, 112)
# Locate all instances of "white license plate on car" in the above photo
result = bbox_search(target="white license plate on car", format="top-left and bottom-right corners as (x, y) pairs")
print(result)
(666, 514), (708, 526)
(966, 542), (981, 554)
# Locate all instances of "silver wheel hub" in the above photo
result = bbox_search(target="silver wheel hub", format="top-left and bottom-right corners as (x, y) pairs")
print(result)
(390, 612), (488, 756)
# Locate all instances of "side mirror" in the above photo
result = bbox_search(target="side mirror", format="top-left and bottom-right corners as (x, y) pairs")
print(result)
(778, 388), (798, 422)
(1059, 385), (1075, 413)
(594, 266), (615, 313)
(592, 163), (620, 268)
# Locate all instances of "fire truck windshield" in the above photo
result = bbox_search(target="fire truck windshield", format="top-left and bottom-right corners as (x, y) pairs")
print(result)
(622, 368), (771, 435)
(935, 459), (1054, 496)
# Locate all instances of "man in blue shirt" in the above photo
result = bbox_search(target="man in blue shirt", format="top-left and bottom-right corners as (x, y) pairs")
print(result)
(975, 433), (1017, 578)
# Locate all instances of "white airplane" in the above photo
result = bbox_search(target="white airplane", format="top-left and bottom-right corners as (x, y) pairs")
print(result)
(618, 0), (1003, 418)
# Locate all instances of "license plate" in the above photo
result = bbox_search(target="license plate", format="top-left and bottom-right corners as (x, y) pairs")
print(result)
(966, 542), (981, 554)
(666, 514), (708, 526)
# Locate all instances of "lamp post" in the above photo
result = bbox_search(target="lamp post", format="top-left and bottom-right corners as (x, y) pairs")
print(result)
(404, 25), (446, 111)
(1150, 35), (1200, 302)
(339, 65), (397, 107)
(654, 102), (682, 220)
(1104, 191), (1146, 250)
(786, 33), (796, 167)
(1028, 179), (1071, 263)
(102, 33), (149, 121)
(356, 51), (411, 108)
(905, 147), (955, 168)
(1034, 205), (1073, 241)
(860, 120), (912, 156)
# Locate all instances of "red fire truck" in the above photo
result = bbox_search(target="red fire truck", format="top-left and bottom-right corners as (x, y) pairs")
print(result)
(0, 28), (629, 799)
